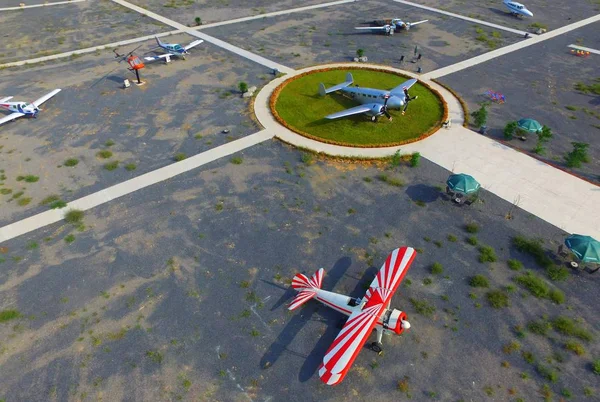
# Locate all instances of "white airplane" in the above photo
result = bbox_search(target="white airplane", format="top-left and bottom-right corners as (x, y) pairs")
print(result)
(503, 0), (533, 17)
(143, 36), (204, 63)
(0, 89), (61, 126)
(289, 247), (416, 385)
(355, 18), (429, 35)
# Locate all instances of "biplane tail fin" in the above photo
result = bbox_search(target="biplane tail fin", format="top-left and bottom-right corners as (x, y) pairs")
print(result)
(288, 268), (324, 310)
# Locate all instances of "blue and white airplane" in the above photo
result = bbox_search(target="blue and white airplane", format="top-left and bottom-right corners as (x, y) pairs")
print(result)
(144, 36), (204, 63)
(0, 89), (61, 126)
(503, 0), (533, 17)
(319, 73), (419, 122)
(355, 18), (429, 35)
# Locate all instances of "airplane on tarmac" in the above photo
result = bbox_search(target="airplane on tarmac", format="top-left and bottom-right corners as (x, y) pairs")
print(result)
(288, 247), (416, 385)
(144, 36), (204, 63)
(355, 18), (429, 35)
(503, 0), (533, 17)
(0, 89), (61, 126)
(318, 73), (419, 122)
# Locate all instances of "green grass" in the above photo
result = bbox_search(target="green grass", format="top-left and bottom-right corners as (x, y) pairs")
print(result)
(565, 341), (585, 356)
(173, 152), (186, 161)
(431, 262), (443, 275)
(18, 197), (32, 206)
(593, 359), (600, 375)
(125, 163), (137, 171)
(478, 245), (497, 263)
(552, 316), (593, 341)
(64, 209), (84, 224)
(466, 236), (478, 246)
(49, 200), (67, 209)
(513, 235), (553, 268)
(19, 175), (39, 183)
(230, 157), (243, 165)
(64, 234), (75, 243)
(274, 69), (444, 146)
(487, 289), (509, 308)
(409, 298), (436, 318)
(40, 195), (60, 205)
(0, 309), (21, 322)
(377, 174), (404, 187)
(105, 139), (115, 147)
(515, 271), (548, 298)
(465, 223), (479, 233)
(507, 259), (523, 271)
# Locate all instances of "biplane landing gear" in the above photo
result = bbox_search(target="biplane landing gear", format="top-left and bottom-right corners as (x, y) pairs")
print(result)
(371, 342), (383, 354)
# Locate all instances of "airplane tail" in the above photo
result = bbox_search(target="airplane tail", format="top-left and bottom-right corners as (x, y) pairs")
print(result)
(318, 73), (353, 96)
(155, 36), (163, 47)
(288, 268), (324, 310)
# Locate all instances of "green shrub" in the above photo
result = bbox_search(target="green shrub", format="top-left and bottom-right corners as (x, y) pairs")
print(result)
(546, 264), (569, 281)
(23, 175), (39, 182)
(447, 234), (457, 242)
(515, 271), (549, 298)
(356, 48), (365, 57)
(173, 152), (187, 162)
(522, 350), (535, 364)
(469, 275), (489, 288)
(230, 157), (243, 165)
(552, 317), (593, 341)
(478, 245), (497, 263)
(50, 200), (67, 209)
(238, 81), (248, 93)
(409, 298), (435, 318)
(377, 174), (404, 187)
(64, 158), (79, 167)
(536, 364), (559, 382)
(64, 209), (84, 225)
(507, 259), (523, 271)
(504, 121), (518, 140)
(528, 319), (551, 335)
(466, 236), (478, 246)
(487, 289), (509, 308)
(549, 289), (565, 304)
(104, 161), (119, 171)
(409, 152), (421, 167)
(471, 103), (488, 127)
(565, 341), (585, 356)
(502, 341), (520, 354)
(97, 150), (113, 159)
(431, 262), (443, 275)
(564, 142), (590, 168)
(593, 359), (600, 375)
(0, 309), (21, 322)
(64, 234), (75, 243)
(465, 223), (479, 233)
(40, 195), (60, 205)
(125, 163), (137, 171)
(512, 235), (553, 268)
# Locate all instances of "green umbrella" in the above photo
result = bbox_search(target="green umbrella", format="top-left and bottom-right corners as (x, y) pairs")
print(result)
(517, 118), (542, 133)
(446, 173), (480, 194)
(564, 235), (600, 263)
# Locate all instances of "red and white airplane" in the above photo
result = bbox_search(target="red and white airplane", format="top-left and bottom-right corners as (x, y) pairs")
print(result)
(289, 246), (416, 386)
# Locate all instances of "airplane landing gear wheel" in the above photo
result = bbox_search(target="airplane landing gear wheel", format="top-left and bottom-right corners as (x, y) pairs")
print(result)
(371, 116), (377, 122)
(371, 342), (383, 353)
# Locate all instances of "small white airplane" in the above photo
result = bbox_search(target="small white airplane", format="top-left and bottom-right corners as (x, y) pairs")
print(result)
(289, 247), (416, 385)
(143, 36), (204, 63)
(355, 18), (429, 35)
(503, 0), (533, 17)
(0, 89), (61, 126)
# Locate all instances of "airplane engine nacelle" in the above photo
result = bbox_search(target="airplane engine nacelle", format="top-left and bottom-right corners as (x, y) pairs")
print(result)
(383, 309), (409, 335)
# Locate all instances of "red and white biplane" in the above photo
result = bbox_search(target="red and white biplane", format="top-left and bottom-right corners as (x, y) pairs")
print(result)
(289, 246), (416, 386)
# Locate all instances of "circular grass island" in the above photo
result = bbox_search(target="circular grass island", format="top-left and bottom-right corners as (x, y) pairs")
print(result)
(272, 68), (446, 147)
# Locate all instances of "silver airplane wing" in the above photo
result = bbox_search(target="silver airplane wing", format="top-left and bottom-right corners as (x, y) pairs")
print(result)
(0, 96), (14, 103)
(354, 26), (389, 31)
(184, 39), (204, 51)
(32, 89), (61, 108)
(0, 112), (25, 126)
(390, 78), (417, 94)
(325, 104), (376, 120)
(409, 19), (429, 26)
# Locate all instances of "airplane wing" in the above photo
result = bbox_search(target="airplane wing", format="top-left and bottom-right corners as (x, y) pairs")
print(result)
(183, 39), (204, 51)
(390, 78), (418, 95)
(325, 104), (377, 120)
(32, 89), (61, 108)
(409, 19), (429, 26)
(354, 26), (389, 32)
(319, 247), (416, 385)
(0, 96), (14, 103)
(0, 112), (25, 126)
(143, 53), (171, 62)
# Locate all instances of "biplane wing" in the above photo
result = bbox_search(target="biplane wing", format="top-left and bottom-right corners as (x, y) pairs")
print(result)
(318, 247), (416, 385)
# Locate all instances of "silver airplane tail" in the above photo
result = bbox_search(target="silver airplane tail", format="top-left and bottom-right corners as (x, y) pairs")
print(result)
(155, 36), (163, 47)
(319, 73), (354, 96)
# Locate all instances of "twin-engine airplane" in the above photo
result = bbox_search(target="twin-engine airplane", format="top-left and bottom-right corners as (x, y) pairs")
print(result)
(289, 246), (416, 386)
(144, 36), (204, 63)
(356, 18), (429, 35)
(0, 89), (61, 126)
(503, 0), (533, 17)
(319, 73), (419, 121)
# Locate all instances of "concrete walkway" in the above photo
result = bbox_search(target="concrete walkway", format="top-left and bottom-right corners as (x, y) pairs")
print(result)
(391, 0), (532, 36)
(0, 130), (274, 243)
(109, 0), (295, 74)
(0, 0), (85, 11)
(424, 13), (600, 79)
(568, 44), (600, 55)
(253, 63), (600, 238)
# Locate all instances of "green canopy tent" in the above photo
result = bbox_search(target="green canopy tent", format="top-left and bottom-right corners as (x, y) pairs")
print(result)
(565, 234), (600, 273)
(446, 173), (480, 194)
(517, 118), (542, 133)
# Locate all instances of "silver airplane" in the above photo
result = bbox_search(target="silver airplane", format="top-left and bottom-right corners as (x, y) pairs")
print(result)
(318, 73), (418, 122)
(355, 18), (429, 35)
(503, 0), (533, 17)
